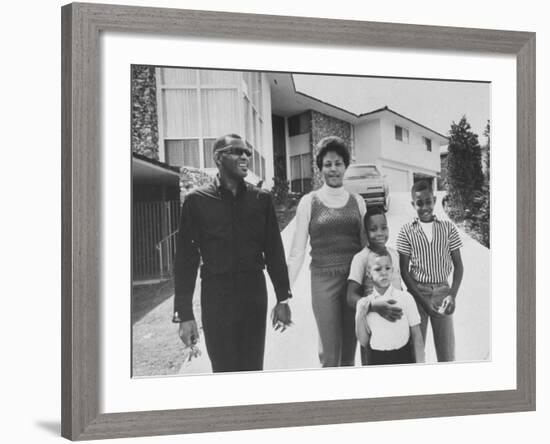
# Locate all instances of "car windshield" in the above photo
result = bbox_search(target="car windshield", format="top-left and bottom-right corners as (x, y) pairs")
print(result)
(344, 165), (380, 179)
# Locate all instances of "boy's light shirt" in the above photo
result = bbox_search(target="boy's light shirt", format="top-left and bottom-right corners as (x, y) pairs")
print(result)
(366, 286), (421, 351)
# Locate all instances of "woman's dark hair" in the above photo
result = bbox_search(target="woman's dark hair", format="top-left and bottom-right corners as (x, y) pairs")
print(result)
(363, 206), (387, 231)
(315, 136), (351, 170)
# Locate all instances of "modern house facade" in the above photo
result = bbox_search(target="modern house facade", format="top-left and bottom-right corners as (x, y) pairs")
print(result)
(131, 66), (448, 281)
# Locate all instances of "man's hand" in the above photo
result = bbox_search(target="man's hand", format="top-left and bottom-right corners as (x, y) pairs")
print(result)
(271, 302), (292, 332)
(371, 298), (403, 322)
(178, 320), (199, 346)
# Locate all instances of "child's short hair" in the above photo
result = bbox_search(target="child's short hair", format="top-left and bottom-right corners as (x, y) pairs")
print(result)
(411, 180), (434, 197)
(363, 206), (387, 230)
(366, 248), (392, 268)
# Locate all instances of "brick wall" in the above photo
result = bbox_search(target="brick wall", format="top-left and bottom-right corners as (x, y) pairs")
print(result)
(310, 110), (353, 189)
(131, 66), (159, 160)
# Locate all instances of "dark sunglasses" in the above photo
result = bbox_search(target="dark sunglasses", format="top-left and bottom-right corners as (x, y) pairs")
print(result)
(216, 145), (252, 157)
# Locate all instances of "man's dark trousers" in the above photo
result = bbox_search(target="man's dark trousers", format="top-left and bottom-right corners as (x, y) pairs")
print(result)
(201, 271), (267, 372)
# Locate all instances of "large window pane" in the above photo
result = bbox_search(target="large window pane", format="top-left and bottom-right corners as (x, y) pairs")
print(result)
(161, 68), (197, 84)
(201, 89), (239, 137)
(203, 138), (217, 168)
(163, 90), (198, 137)
(290, 155), (301, 179)
(165, 139), (200, 168)
(243, 97), (252, 143)
(200, 70), (240, 85)
(261, 156), (266, 181)
(252, 109), (258, 147)
(301, 153), (312, 178)
(254, 148), (261, 176)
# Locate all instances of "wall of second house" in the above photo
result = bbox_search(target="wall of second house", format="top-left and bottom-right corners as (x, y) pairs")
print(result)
(353, 119), (381, 164)
(132, 66), (159, 160)
(310, 110), (353, 189)
(379, 118), (441, 174)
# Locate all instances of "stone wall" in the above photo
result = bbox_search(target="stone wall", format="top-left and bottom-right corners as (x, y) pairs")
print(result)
(179, 167), (214, 203)
(132, 66), (159, 160)
(310, 110), (353, 189)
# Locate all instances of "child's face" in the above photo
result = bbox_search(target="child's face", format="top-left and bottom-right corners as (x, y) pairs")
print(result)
(411, 189), (436, 222)
(367, 255), (393, 289)
(366, 214), (389, 250)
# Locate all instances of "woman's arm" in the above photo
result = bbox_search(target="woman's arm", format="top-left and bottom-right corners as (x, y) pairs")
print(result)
(286, 194), (312, 289)
(354, 194), (368, 247)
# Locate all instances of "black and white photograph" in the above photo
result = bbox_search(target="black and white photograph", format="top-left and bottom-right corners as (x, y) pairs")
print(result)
(131, 66), (491, 377)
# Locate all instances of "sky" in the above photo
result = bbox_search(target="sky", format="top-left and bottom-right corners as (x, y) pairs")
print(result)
(293, 74), (491, 144)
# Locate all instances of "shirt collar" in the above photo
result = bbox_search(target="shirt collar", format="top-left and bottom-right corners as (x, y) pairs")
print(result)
(372, 285), (393, 299)
(413, 214), (440, 225)
(213, 174), (247, 196)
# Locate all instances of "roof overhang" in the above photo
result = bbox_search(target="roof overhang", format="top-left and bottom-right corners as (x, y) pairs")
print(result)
(132, 153), (180, 186)
(267, 73), (449, 145)
(267, 73), (357, 123)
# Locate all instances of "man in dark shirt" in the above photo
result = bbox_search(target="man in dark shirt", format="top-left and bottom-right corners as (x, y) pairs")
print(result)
(173, 133), (292, 372)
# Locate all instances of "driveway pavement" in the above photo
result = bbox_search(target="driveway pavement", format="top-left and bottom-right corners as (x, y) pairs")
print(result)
(179, 191), (490, 374)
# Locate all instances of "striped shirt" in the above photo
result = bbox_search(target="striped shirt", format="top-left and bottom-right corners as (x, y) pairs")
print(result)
(396, 216), (463, 283)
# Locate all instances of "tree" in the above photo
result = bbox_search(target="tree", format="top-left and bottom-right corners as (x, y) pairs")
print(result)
(446, 116), (484, 214)
(483, 120), (491, 183)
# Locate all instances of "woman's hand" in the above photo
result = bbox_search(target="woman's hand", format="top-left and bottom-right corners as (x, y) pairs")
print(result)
(371, 299), (403, 322)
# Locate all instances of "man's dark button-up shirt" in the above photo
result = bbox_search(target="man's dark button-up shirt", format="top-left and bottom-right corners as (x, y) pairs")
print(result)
(173, 177), (292, 321)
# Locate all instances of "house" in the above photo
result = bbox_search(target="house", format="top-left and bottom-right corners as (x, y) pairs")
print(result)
(131, 66), (448, 281)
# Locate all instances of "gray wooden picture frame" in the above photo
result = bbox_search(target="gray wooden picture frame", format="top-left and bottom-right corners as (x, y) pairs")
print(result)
(61, 2), (536, 440)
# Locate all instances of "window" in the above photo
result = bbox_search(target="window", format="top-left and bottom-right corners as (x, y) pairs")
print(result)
(423, 136), (432, 152)
(201, 89), (239, 136)
(165, 140), (200, 168)
(290, 153), (312, 193)
(260, 155), (266, 181)
(395, 125), (409, 143)
(162, 89), (198, 137)
(288, 113), (310, 137)
(202, 138), (217, 168)
(241, 75), (266, 178)
(159, 68), (266, 172)
(254, 148), (261, 176)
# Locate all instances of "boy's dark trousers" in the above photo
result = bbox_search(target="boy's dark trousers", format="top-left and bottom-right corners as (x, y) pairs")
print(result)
(200, 271), (267, 373)
(368, 343), (414, 365)
(415, 281), (455, 362)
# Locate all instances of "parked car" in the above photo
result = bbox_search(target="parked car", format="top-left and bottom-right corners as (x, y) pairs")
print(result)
(343, 163), (390, 211)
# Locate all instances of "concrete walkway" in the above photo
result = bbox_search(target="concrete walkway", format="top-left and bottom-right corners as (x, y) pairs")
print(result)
(179, 192), (490, 374)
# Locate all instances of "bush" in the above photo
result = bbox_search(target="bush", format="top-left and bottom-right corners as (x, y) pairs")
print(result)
(271, 176), (290, 206)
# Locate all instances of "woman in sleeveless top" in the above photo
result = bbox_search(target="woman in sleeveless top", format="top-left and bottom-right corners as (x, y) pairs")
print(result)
(287, 136), (366, 367)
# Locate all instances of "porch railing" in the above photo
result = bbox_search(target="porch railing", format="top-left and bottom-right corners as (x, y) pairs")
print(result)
(133, 200), (180, 282)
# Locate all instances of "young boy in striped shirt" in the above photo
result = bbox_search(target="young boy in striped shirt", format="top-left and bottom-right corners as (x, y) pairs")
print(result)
(396, 180), (464, 362)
